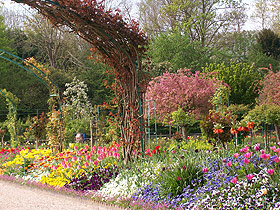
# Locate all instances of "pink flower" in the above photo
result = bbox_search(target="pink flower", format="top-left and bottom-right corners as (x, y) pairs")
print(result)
(240, 146), (248, 153)
(246, 174), (254, 180)
(67, 162), (71, 168)
(94, 160), (98, 166)
(243, 152), (253, 159)
(172, 150), (175, 154)
(227, 161), (232, 167)
(277, 142), (280, 147)
(89, 159), (93, 163)
(243, 158), (250, 164)
(222, 158), (227, 163)
(77, 157), (81, 162)
(267, 168), (275, 175)
(77, 165), (81, 170)
(85, 155), (90, 160)
(64, 158), (68, 162)
(84, 162), (89, 168)
(71, 156), (77, 162)
(108, 152), (113, 157)
(260, 153), (270, 160)
(271, 146), (277, 152)
(260, 149), (264, 154)
(202, 167), (208, 173)
(84, 145), (89, 151)
(116, 153), (120, 159)
(273, 156), (279, 163)
(254, 143), (260, 151)
(74, 146), (78, 150)
(231, 177), (237, 184)
(177, 177), (182, 181)
(233, 153), (239, 158)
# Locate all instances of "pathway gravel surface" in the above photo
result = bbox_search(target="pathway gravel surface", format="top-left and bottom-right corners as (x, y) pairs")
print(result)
(0, 180), (124, 210)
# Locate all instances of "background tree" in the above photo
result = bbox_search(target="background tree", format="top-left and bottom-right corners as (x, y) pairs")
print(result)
(162, 0), (245, 47)
(251, 0), (271, 30)
(257, 29), (280, 60)
(147, 30), (212, 73)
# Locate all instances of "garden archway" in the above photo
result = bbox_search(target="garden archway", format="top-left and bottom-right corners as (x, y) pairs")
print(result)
(10, 0), (149, 163)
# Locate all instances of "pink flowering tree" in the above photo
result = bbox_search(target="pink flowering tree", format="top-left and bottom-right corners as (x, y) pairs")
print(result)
(145, 69), (224, 138)
(256, 69), (280, 141)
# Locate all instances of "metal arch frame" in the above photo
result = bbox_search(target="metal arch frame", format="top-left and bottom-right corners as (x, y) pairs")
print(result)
(0, 49), (60, 98)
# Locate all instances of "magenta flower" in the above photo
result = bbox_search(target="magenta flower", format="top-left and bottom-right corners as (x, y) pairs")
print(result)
(202, 167), (208, 173)
(260, 149), (265, 154)
(260, 153), (270, 160)
(222, 158), (227, 163)
(172, 150), (175, 154)
(273, 156), (279, 163)
(254, 143), (260, 151)
(94, 160), (98, 166)
(233, 153), (239, 158)
(231, 177), (237, 184)
(227, 161), (232, 167)
(74, 146), (78, 150)
(243, 158), (250, 164)
(246, 174), (254, 180)
(77, 165), (81, 170)
(240, 146), (248, 153)
(267, 168), (275, 175)
(177, 177), (182, 181)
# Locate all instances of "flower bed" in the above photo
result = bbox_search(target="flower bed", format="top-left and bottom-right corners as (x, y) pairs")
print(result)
(1, 140), (280, 209)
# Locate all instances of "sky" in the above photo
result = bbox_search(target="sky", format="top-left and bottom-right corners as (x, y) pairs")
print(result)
(2, 0), (259, 31)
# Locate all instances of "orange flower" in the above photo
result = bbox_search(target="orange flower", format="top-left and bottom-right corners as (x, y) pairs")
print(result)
(230, 129), (238, 134)
(213, 129), (224, 134)
(247, 122), (254, 129)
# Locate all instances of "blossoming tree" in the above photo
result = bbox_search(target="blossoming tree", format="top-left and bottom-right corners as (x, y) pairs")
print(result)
(11, 0), (148, 163)
(145, 69), (224, 138)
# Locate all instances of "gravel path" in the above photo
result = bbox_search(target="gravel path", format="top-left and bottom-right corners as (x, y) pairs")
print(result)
(0, 180), (124, 210)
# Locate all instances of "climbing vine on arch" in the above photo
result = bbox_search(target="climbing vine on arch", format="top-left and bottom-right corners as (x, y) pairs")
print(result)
(11, 0), (149, 163)
(0, 89), (19, 147)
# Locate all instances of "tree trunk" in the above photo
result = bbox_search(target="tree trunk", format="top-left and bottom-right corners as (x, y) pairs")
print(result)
(182, 125), (188, 140)
(1, 136), (4, 148)
(275, 122), (280, 142)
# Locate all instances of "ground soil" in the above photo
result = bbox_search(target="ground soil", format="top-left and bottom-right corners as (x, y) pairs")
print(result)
(0, 180), (125, 210)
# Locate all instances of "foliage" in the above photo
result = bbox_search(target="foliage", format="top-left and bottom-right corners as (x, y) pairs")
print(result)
(200, 110), (236, 147)
(158, 154), (204, 198)
(25, 112), (48, 141)
(203, 61), (262, 105)
(146, 69), (223, 124)
(246, 104), (280, 126)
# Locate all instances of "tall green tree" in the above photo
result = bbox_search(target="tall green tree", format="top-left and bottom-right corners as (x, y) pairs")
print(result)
(203, 61), (262, 105)
(147, 30), (213, 73)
